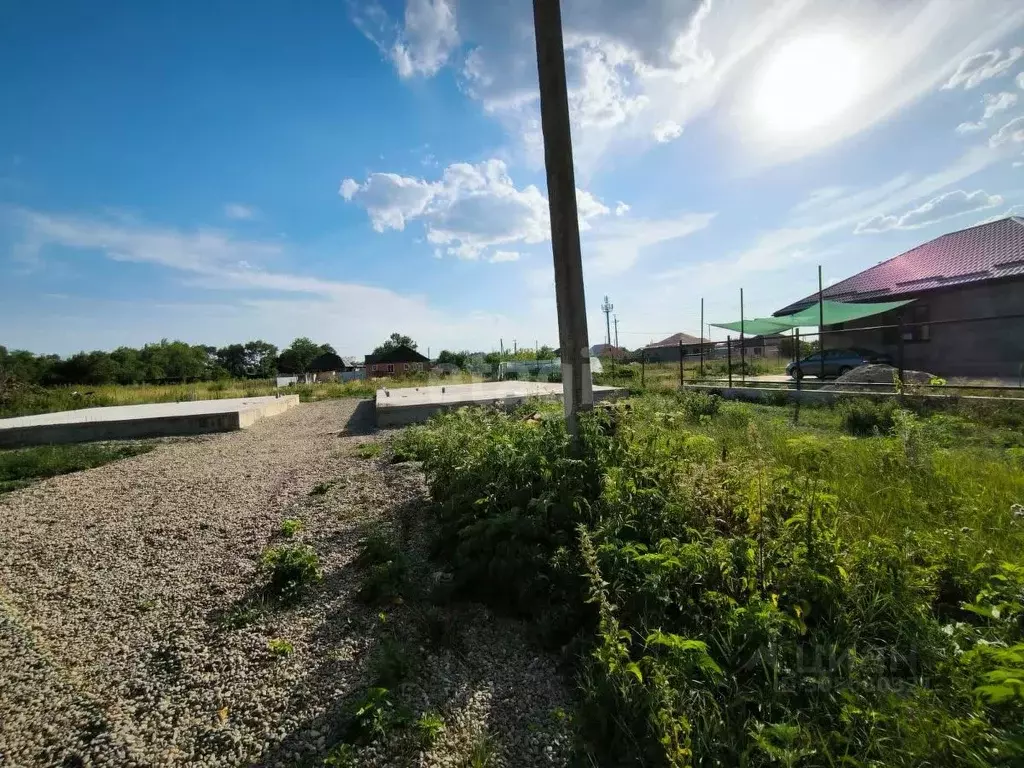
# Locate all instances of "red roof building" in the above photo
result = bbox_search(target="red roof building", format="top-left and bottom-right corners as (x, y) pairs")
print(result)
(774, 217), (1024, 378)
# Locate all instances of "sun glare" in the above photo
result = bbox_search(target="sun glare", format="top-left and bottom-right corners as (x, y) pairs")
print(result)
(754, 33), (863, 133)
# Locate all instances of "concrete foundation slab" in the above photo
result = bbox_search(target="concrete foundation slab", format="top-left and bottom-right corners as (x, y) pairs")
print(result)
(375, 381), (623, 427)
(0, 395), (300, 448)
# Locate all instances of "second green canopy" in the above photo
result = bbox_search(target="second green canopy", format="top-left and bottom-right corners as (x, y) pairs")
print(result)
(711, 299), (914, 335)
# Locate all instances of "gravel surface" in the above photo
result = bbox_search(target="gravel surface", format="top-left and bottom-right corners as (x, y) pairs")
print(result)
(0, 400), (571, 767)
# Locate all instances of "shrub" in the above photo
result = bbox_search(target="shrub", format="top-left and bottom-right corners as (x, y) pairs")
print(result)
(279, 518), (303, 537)
(837, 397), (899, 436)
(676, 391), (721, 422)
(259, 544), (322, 601)
(404, 391), (1024, 766)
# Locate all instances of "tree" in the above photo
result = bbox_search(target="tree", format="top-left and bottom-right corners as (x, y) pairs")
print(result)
(277, 337), (332, 374)
(373, 333), (417, 355)
(436, 350), (469, 369)
(216, 344), (249, 379)
(244, 340), (278, 378)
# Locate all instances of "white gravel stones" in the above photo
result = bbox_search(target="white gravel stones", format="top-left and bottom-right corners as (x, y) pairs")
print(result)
(0, 400), (571, 767)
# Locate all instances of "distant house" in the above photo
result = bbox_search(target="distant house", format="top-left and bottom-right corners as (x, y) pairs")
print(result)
(364, 345), (430, 378)
(774, 217), (1024, 377)
(307, 352), (360, 382)
(642, 333), (711, 363)
(590, 343), (628, 359)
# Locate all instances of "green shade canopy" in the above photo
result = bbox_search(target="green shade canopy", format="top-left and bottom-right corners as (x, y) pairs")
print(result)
(710, 318), (795, 335)
(711, 299), (914, 335)
(782, 299), (914, 327)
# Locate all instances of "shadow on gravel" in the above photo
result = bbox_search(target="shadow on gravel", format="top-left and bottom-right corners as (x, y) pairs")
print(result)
(251, 495), (426, 767)
(340, 400), (376, 436)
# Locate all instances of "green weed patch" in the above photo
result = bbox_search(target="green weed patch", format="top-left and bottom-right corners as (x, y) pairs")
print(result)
(398, 394), (1024, 766)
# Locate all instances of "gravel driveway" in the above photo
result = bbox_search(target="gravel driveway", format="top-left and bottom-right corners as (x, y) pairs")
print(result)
(0, 400), (570, 767)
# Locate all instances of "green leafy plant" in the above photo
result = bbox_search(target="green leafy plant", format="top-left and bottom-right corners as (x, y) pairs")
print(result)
(323, 742), (359, 767)
(345, 686), (408, 745)
(416, 711), (446, 748)
(355, 531), (410, 604)
(260, 544), (322, 601)
(268, 638), (294, 656)
(280, 518), (303, 537)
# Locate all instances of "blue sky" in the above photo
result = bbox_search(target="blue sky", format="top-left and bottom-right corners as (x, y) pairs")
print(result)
(3, 0), (1024, 356)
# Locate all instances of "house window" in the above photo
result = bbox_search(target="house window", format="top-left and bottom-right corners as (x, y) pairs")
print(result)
(905, 304), (930, 343)
(386, 363), (395, 373)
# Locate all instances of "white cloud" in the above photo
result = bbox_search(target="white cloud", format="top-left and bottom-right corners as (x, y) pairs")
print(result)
(340, 159), (611, 260)
(442, 0), (1024, 172)
(9, 208), (534, 355)
(339, 178), (360, 200)
(223, 203), (258, 220)
(652, 120), (683, 143)
(704, 144), (1002, 287)
(338, 173), (437, 232)
(352, 0), (459, 79)
(982, 90), (1019, 118)
(1019, 72), (1024, 90)
(990, 116), (1024, 147)
(583, 212), (715, 276)
(575, 188), (611, 225)
(942, 46), (1024, 90)
(975, 202), (1024, 225)
(614, 201), (631, 216)
(488, 250), (520, 263)
(789, 186), (847, 215)
(956, 120), (986, 134)
(854, 189), (1003, 233)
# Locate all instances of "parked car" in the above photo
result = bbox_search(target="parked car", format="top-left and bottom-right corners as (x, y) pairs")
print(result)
(786, 348), (892, 380)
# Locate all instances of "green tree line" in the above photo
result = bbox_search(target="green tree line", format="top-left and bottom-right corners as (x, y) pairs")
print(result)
(0, 337), (337, 387)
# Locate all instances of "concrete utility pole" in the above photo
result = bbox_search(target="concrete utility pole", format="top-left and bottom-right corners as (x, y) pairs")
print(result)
(613, 315), (619, 348)
(533, 0), (592, 437)
(601, 295), (614, 347)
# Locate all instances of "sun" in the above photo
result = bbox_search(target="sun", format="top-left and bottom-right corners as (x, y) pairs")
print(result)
(754, 33), (864, 133)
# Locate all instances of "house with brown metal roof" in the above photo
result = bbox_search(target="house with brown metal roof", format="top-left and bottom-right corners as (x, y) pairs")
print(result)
(774, 217), (1024, 378)
(642, 332), (714, 363)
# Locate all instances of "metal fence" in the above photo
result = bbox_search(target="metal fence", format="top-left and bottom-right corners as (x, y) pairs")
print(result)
(604, 312), (1024, 396)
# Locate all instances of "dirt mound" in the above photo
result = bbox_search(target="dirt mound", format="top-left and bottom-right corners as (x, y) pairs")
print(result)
(822, 363), (935, 392)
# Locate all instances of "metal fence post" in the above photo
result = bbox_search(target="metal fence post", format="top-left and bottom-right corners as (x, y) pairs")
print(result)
(897, 316), (906, 388)
(727, 335), (733, 388)
(678, 340), (684, 388)
(794, 327), (801, 424)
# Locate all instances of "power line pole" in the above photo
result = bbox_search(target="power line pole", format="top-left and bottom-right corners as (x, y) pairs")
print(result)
(613, 315), (619, 348)
(601, 295), (614, 347)
(533, 0), (592, 437)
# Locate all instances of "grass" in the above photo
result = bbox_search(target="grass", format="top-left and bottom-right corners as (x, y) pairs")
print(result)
(355, 442), (383, 460)
(0, 373), (484, 419)
(0, 442), (154, 493)
(395, 393), (1024, 766)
